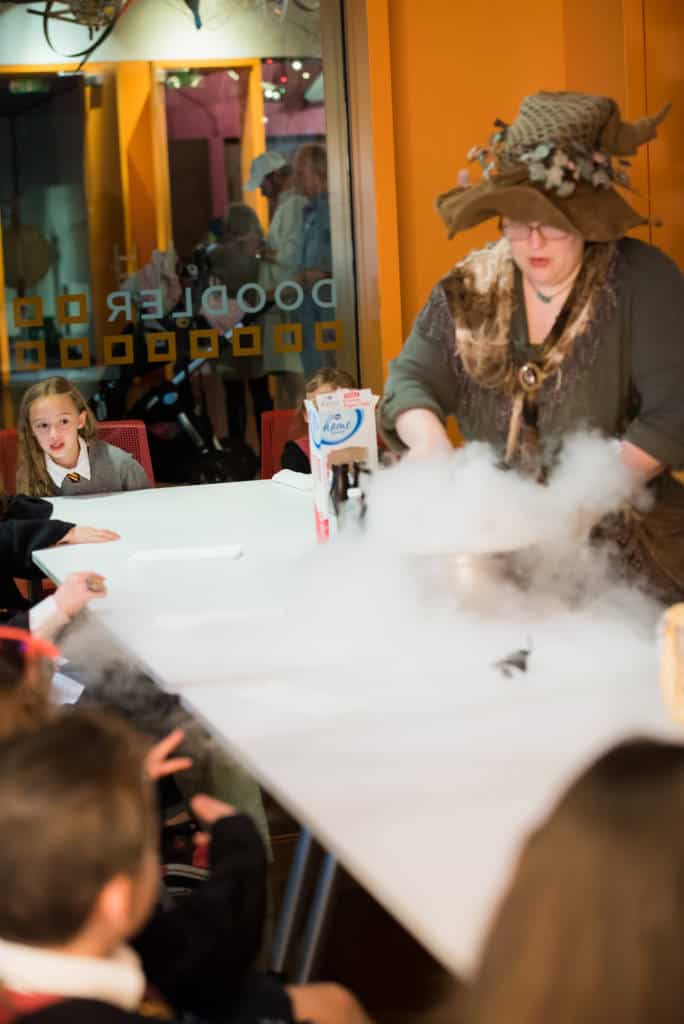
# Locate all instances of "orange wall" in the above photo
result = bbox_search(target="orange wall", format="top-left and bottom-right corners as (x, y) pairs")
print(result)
(644, 0), (684, 269)
(374, 0), (684, 371)
(386, 0), (567, 342)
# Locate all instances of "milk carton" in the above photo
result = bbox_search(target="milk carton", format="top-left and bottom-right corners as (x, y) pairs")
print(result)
(305, 388), (379, 542)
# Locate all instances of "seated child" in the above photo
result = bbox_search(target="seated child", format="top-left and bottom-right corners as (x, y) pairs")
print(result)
(0, 624), (59, 738)
(0, 490), (118, 619)
(17, 376), (151, 496)
(0, 710), (371, 1024)
(17, 571), (107, 640)
(281, 368), (355, 475)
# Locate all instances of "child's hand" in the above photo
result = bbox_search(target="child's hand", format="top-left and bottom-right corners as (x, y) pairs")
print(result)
(190, 793), (237, 825)
(145, 728), (193, 781)
(190, 794), (237, 853)
(54, 572), (107, 618)
(61, 526), (120, 545)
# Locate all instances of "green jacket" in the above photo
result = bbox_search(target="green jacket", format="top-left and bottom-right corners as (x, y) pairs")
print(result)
(380, 237), (684, 597)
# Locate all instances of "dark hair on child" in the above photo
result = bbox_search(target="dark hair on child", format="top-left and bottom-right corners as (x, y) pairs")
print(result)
(0, 708), (154, 945)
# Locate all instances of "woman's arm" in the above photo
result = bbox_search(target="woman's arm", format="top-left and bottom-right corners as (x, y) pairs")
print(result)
(620, 440), (664, 482)
(395, 409), (452, 458)
(623, 242), (684, 474)
(379, 281), (462, 454)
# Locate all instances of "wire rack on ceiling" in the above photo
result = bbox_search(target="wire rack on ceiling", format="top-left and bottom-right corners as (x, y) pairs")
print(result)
(6, 0), (320, 65)
(7, 0), (127, 66)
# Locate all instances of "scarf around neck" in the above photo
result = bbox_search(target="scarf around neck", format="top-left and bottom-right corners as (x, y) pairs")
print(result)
(441, 237), (618, 464)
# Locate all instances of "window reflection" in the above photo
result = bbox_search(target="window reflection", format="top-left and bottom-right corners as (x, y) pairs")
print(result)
(0, 3), (355, 484)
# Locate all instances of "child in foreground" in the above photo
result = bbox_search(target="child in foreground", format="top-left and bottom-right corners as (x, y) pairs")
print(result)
(0, 709), (371, 1024)
(17, 377), (151, 496)
(280, 367), (356, 475)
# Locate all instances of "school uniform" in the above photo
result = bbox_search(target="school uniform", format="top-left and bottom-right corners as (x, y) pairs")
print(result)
(0, 496), (73, 618)
(280, 437), (311, 475)
(44, 439), (150, 496)
(0, 815), (293, 1024)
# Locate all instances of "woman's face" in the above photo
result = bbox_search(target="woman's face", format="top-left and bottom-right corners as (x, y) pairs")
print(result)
(505, 222), (584, 291)
(296, 159), (322, 198)
(30, 395), (85, 468)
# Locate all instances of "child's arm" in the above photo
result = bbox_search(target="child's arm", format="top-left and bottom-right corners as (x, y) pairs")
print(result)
(0, 517), (74, 578)
(119, 455), (153, 491)
(132, 801), (267, 1018)
(2, 495), (54, 520)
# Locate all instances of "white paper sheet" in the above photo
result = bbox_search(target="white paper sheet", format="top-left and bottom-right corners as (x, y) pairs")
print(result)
(272, 469), (313, 492)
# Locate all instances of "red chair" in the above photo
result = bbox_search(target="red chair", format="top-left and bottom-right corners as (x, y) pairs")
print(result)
(260, 409), (298, 480)
(0, 419), (154, 492)
(0, 429), (18, 495)
(95, 420), (155, 485)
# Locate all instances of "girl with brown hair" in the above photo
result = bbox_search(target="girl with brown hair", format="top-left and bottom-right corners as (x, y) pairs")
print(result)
(17, 376), (150, 497)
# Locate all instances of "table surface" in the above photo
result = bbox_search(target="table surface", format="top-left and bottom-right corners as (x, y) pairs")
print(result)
(35, 481), (682, 975)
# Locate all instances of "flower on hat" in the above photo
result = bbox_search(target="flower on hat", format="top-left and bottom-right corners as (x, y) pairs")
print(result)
(464, 120), (634, 198)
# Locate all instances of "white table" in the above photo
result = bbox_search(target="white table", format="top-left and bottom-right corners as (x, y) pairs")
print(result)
(35, 481), (682, 976)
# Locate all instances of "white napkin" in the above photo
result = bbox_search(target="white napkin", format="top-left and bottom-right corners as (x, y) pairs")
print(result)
(51, 671), (85, 705)
(130, 545), (243, 562)
(272, 469), (312, 492)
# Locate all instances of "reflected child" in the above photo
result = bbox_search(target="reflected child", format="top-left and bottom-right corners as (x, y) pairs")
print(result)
(280, 367), (355, 475)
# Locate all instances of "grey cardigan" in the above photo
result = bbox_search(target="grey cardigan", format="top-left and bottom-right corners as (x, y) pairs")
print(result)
(51, 440), (151, 496)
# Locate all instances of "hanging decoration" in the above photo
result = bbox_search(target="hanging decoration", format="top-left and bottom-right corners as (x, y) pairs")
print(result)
(8, 0), (129, 67)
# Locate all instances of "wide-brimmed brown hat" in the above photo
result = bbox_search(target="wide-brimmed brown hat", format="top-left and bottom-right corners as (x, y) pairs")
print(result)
(437, 91), (670, 242)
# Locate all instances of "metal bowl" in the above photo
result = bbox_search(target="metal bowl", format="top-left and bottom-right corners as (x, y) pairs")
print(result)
(403, 547), (535, 608)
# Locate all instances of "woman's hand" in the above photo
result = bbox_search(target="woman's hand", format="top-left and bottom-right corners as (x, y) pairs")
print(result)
(61, 525), (120, 545)
(395, 408), (453, 459)
(145, 728), (193, 781)
(620, 440), (665, 482)
(54, 571), (107, 618)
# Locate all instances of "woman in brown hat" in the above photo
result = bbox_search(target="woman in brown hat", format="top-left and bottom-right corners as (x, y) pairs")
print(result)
(379, 91), (684, 600)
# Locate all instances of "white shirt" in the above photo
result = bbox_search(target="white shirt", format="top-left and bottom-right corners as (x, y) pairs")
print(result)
(0, 937), (146, 1011)
(45, 437), (91, 488)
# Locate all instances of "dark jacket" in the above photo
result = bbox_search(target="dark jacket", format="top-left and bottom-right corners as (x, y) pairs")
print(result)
(0, 815), (292, 1024)
(0, 496), (73, 616)
(280, 439), (311, 475)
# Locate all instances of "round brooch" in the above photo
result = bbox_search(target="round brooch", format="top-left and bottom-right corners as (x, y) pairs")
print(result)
(518, 362), (543, 394)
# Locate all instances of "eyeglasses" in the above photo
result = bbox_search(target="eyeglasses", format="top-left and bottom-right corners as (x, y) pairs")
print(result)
(501, 220), (570, 242)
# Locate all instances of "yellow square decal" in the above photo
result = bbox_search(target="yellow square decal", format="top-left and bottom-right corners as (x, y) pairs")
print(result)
(103, 335), (134, 365)
(59, 338), (91, 368)
(274, 323), (302, 353)
(15, 340), (46, 371)
(13, 297), (43, 328)
(233, 326), (261, 357)
(315, 321), (343, 351)
(56, 294), (88, 325)
(146, 332), (177, 363)
(189, 329), (219, 359)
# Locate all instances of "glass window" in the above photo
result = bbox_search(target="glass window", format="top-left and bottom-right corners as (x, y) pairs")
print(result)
(0, 1), (356, 484)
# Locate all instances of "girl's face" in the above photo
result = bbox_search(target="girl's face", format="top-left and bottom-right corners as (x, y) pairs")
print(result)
(303, 383), (337, 423)
(29, 395), (85, 468)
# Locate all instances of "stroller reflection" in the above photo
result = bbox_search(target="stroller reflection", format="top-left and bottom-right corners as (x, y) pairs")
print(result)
(90, 251), (259, 485)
